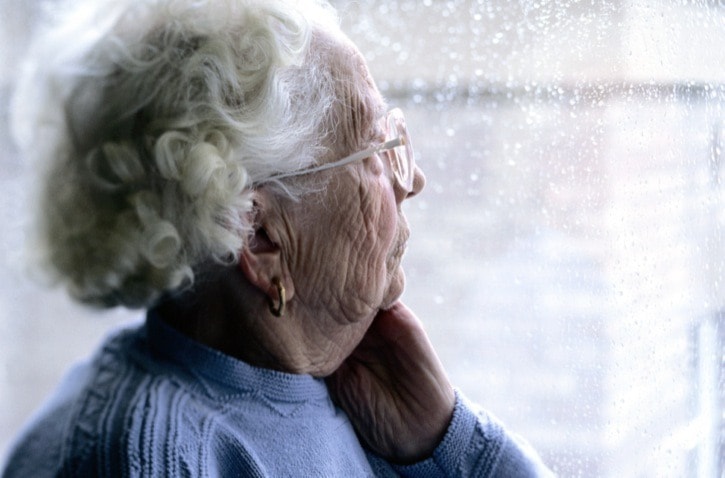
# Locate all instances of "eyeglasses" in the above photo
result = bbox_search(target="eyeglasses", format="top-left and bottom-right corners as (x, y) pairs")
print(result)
(266, 108), (415, 193)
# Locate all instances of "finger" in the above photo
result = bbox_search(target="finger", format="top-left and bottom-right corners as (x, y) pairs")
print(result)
(369, 301), (425, 344)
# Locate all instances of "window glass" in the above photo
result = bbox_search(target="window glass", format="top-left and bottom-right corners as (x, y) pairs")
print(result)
(0, 1), (723, 476)
(334, 1), (724, 476)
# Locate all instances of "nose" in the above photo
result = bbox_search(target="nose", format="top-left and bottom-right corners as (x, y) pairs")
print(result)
(405, 165), (426, 199)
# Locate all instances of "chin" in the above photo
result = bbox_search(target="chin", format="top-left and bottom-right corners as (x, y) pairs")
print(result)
(380, 267), (406, 310)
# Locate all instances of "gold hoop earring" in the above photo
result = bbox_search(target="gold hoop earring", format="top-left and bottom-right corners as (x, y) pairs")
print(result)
(269, 278), (285, 317)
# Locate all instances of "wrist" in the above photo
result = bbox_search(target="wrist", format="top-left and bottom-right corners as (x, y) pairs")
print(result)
(387, 387), (456, 464)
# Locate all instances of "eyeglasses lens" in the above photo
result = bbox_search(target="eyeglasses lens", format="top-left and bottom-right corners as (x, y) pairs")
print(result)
(387, 109), (414, 192)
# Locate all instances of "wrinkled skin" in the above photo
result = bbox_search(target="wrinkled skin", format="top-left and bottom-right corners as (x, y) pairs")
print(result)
(283, 144), (455, 462)
(268, 147), (419, 374)
(327, 302), (456, 463)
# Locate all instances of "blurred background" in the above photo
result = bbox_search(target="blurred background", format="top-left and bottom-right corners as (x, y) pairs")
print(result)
(1, 0), (724, 476)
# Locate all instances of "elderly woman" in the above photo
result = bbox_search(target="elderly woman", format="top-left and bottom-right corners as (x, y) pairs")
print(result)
(3, 0), (553, 476)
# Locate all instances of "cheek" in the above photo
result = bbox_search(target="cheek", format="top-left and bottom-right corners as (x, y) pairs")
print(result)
(349, 186), (397, 282)
(338, 190), (398, 295)
(290, 190), (381, 303)
(289, 172), (401, 316)
(364, 181), (401, 287)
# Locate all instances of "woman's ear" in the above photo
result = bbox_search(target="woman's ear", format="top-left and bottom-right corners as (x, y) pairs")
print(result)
(238, 190), (295, 304)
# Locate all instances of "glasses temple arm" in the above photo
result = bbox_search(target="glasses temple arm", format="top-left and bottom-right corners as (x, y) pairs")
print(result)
(266, 137), (403, 181)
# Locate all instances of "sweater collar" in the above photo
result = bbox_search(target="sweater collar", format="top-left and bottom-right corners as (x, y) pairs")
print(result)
(145, 310), (330, 403)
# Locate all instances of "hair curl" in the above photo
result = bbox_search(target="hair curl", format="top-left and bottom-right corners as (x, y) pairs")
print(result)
(12, 0), (376, 308)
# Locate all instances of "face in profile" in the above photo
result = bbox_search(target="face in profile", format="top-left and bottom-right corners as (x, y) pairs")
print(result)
(277, 37), (425, 325)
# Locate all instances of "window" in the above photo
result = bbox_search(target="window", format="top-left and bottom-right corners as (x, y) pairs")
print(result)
(692, 311), (724, 477)
(333, 1), (725, 476)
(0, 1), (723, 476)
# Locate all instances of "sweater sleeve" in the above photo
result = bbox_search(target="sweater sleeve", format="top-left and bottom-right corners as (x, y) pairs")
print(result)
(392, 391), (555, 478)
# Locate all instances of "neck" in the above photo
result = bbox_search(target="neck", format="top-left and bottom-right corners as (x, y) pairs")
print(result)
(155, 266), (365, 377)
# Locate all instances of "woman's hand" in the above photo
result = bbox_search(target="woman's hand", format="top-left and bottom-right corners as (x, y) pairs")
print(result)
(326, 301), (456, 464)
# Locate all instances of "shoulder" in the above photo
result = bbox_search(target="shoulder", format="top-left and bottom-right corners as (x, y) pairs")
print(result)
(56, 324), (225, 476)
(1, 323), (213, 477)
(3, 321), (284, 478)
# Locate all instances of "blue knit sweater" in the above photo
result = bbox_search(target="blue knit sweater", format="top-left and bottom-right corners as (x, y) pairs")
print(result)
(2, 313), (553, 477)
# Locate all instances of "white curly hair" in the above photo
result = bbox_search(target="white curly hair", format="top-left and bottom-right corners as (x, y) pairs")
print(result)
(12, 0), (381, 308)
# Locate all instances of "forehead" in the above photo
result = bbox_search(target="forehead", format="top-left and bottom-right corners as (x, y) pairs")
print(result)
(311, 29), (387, 148)
(345, 44), (387, 120)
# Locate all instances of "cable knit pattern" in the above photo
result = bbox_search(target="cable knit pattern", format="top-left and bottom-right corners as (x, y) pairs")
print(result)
(2, 313), (553, 477)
